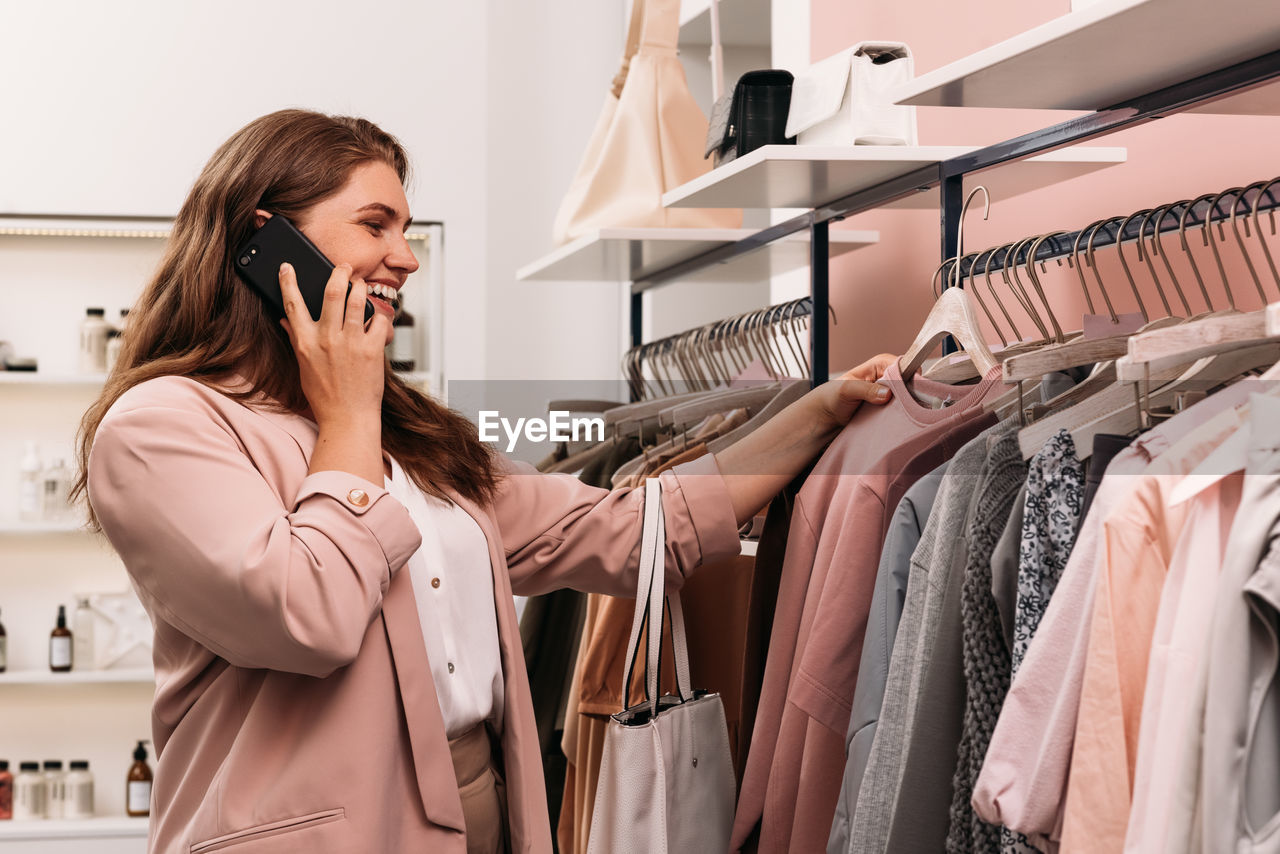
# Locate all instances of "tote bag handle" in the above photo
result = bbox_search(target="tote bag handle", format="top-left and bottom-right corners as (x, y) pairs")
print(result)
(621, 478), (694, 717)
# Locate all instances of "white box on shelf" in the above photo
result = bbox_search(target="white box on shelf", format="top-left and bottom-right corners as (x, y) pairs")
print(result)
(82, 591), (152, 671)
(786, 42), (918, 147)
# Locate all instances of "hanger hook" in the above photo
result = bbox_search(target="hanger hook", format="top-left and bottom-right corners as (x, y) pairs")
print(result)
(1180, 193), (1227, 311)
(1140, 204), (1192, 316)
(1088, 216), (1147, 322)
(953, 186), (991, 289)
(983, 244), (1022, 343)
(1251, 176), (1280, 298)
(1119, 209), (1171, 317)
(1025, 232), (1070, 343)
(1070, 220), (1106, 319)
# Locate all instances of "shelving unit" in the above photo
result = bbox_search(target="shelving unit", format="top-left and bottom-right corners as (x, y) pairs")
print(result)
(0, 374), (106, 386)
(893, 0), (1280, 113)
(517, 226), (878, 283)
(0, 818), (149, 842)
(517, 0), (1280, 386)
(662, 145), (1126, 211)
(0, 668), (153, 686)
(0, 520), (90, 535)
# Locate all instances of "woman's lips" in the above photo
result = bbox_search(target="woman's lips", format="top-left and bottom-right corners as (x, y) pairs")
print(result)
(368, 294), (396, 320)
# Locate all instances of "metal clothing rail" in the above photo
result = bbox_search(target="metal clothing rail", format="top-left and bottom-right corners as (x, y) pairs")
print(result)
(626, 42), (1280, 386)
(941, 185), (1280, 282)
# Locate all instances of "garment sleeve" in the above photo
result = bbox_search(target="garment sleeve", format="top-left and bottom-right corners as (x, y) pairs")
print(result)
(88, 405), (422, 678)
(493, 453), (741, 598)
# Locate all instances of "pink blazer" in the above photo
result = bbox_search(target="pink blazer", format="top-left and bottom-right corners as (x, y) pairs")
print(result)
(87, 376), (740, 854)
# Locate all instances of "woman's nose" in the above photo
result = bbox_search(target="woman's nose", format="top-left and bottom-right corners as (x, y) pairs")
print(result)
(388, 233), (420, 273)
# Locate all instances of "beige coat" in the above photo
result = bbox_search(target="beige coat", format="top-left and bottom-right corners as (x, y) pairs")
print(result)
(87, 376), (740, 854)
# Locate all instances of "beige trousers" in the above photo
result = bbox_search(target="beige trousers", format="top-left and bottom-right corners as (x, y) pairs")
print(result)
(448, 724), (510, 854)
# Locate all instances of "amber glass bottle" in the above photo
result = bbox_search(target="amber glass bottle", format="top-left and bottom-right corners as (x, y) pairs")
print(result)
(126, 741), (152, 818)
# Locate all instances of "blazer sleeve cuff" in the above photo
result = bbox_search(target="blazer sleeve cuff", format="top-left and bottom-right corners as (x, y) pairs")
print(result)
(293, 471), (421, 571)
(665, 453), (741, 568)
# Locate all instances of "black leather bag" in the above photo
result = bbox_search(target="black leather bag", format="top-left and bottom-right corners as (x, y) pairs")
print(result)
(704, 70), (796, 167)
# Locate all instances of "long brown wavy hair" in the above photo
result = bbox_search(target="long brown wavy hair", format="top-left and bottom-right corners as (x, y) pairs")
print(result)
(73, 109), (497, 528)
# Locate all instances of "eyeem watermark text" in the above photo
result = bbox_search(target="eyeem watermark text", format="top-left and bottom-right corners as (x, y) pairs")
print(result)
(478, 411), (606, 452)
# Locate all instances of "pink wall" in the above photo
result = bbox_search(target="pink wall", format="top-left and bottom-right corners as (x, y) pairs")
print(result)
(813, 0), (1280, 371)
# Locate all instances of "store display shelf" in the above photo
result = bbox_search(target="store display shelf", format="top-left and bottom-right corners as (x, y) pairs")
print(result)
(0, 520), (91, 535)
(894, 0), (1280, 113)
(662, 145), (1126, 211)
(0, 817), (149, 840)
(0, 668), (154, 686)
(0, 372), (106, 386)
(517, 226), (878, 284)
(680, 0), (770, 48)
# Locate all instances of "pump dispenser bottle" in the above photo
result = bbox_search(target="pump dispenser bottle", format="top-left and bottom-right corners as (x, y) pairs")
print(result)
(126, 741), (151, 818)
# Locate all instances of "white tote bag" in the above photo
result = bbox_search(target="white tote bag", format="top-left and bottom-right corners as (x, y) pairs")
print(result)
(586, 479), (736, 854)
(785, 42), (918, 146)
(552, 0), (742, 246)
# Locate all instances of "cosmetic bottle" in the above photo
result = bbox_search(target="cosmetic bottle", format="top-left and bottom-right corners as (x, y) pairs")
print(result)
(73, 597), (95, 671)
(63, 761), (93, 820)
(18, 442), (41, 523)
(79, 308), (110, 374)
(40, 458), (71, 523)
(389, 309), (417, 372)
(42, 761), (65, 819)
(13, 763), (44, 820)
(0, 760), (12, 820)
(126, 741), (151, 818)
(49, 606), (72, 673)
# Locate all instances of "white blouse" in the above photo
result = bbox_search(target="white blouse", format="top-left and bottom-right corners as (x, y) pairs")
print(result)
(385, 458), (504, 738)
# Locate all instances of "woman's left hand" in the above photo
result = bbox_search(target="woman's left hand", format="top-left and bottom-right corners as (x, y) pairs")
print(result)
(817, 352), (897, 429)
(713, 353), (899, 525)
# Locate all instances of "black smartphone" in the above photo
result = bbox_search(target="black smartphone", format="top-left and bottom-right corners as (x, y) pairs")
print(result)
(233, 215), (374, 324)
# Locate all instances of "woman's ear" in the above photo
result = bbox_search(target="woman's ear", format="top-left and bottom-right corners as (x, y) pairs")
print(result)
(252, 209), (273, 229)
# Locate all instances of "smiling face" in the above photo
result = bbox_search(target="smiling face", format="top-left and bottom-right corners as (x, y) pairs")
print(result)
(267, 160), (420, 345)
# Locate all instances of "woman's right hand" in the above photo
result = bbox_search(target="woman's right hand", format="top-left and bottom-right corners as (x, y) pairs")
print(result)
(278, 262), (390, 428)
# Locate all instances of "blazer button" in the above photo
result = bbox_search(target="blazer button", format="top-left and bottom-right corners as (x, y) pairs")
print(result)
(431, 577), (441, 589)
(347, 489), (370, 507)
(448, 662), (455, 674)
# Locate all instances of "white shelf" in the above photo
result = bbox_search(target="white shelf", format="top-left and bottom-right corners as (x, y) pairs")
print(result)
(894, 0), (1280, 113)
(662, 144), (1126, 211)
(517, 226), (878, 284)
(0, 668), (153, 686)
(0, 817), (149, 840)
(680, 0), (770, 48)
(0, 520), (90, 535)
(0, 372), (106, 386)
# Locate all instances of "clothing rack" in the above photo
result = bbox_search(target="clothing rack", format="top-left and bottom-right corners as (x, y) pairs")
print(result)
(941, 186), (1280, 282)
(623, 34), (1280, 384)
(623, 296), (816, 401)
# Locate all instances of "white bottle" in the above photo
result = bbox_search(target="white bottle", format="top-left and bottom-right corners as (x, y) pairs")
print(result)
(18, 441), (42, 523)
(63, 761), (94, 819)
(104, 308), (130, 374)
(13, 762), (45, 820)
(42, 761), (65, 819)
(79, 308), (110, 374)
(40, 458), (71, 523)
(73, 596), (95, 671)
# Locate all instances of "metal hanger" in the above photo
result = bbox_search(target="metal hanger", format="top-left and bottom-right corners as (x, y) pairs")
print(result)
(1205, 187), (1251, 309)
(1139, 202), (1193, 316)
(1251, 177), (1280, 295)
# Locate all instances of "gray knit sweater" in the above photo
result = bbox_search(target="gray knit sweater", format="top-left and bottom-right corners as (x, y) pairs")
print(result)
(946, 429), (1027, 854)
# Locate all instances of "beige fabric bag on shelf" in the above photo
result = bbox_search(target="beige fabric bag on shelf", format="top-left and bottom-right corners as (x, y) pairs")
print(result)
(552, 0), (742, 246)
(586, 478), (736, 854)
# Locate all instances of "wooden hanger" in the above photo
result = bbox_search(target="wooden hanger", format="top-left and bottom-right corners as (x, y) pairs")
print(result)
(902, 186), (1000, 384)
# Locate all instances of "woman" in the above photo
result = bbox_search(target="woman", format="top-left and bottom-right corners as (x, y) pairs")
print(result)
(76, 109), (895, 854)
